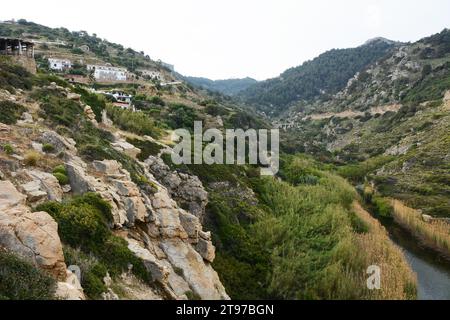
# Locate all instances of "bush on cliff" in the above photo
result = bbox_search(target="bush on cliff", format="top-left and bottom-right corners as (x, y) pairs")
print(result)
(36, 194), (149, 299)
(0, 249), (56, 300)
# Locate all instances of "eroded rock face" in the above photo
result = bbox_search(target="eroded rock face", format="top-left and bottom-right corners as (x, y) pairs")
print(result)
(56, 270), (85, 300)
(145, 156), (208, 221)
(19, 169), (63, 203)
(111, 140), (141, 159)
(66, 157), (149, 227)
(40, 130), (77, 154)
(0, 181), (67, 280)
(161, 238), (227, 300)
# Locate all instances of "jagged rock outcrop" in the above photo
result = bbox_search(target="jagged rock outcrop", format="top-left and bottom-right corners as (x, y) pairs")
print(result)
(66, 157), (148, 227)
(84, 106), (98, 126)
(55, 270), (86, 300)
(0, 117), (228, 300)
(145, 156), (208, 221)
(18, 169), (63, 204)
(40, 130), (77, 154)
(0, 181), (67, 280)
(62, 152), (227, 299)
(111, 139), (141, 159)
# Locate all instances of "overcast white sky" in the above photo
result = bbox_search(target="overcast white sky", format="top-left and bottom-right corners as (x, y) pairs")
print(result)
(1, 0), (449, 80)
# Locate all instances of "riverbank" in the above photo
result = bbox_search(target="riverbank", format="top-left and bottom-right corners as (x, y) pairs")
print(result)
(352, 202), (417, 299)
(390, 199), (450, 260)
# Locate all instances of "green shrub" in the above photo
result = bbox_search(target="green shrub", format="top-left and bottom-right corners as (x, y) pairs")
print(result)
(53, 172), (69, 185)
(2, 144), (14, 155)
(165, 103), (199, 130)
(42, 143), (55, 153)
(0, 101), (26, 125)
(0, 56), (33, 93)
(33, 89), (83, 128)
(63, 247), (108, 299)
(73, 86), (106, 121)
(106, 105), (161, 138)
(149, 96), (165, 106)
(52, 165), (67, 175)
(126, 138), (163, 161)
(0, 250), (56, 300)
(36, 193), (149, 298)
(372, 196), (393, 217)
(33, 74), (69, 88)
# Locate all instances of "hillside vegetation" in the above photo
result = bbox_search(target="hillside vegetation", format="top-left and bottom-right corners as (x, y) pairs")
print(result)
(184, 76), (258, 96)
(0, 20), (432, 301)
(162, 153), (417, 299)
(238, 39), (396, 115)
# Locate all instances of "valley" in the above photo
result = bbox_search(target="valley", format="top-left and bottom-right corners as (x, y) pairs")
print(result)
(0, 19), (449, 301)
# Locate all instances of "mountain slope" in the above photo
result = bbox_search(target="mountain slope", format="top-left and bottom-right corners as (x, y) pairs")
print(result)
(183, 76), (258, 96)
(276, 29), (450, 219)
(0, 20), (419, 300)
(238, 38), (397, 115)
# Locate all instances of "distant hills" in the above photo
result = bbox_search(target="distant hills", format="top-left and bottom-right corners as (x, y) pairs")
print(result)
(183, 76), (257, 96)
(237, 38), (398, 115)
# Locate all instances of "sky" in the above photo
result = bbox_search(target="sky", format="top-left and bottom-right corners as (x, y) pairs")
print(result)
(1, 0), (450, 80)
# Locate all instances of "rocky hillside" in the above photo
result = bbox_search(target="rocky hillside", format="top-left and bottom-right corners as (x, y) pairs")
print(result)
(275, 29), (450, 219)
(0, 21), (424, 301)
(0, 57), (230, 300)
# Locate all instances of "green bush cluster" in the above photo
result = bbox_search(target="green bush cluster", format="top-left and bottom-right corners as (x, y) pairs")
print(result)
(0, 56), (33, 93)
(126, 138), (163, 161)
(0, 101), (26, 125)
(42, 143), (55, 153)
(73, 86), (106, 121)
(106, 105), (161, 138)
(337, 155), (395, 183)
(2, 144), (14, 155)
(52, 165), (70, 185)
(162, 103), (200, 130)
(33, 88), (83, 128)
(36, 193), (149, 298)
(0, 249), (56, 300)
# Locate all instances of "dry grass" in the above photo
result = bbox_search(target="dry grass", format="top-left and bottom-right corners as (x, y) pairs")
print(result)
(352, 202), (417, 300)
(23, 150), (42, 166)
(390, 199), (450, 257)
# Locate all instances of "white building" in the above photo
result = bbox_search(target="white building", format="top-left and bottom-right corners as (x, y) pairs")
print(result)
(139, 69), (163, 80)
(87, 64), (127, 82)
(48, 58), (72, 71)
(110, 91), (132, 104)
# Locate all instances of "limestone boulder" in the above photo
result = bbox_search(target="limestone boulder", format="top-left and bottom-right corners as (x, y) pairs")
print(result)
(145, 156), (208, 220)
(195, 238), (216, 263)
(0, 181), (67, 280)
(93, 160), (121, 175)
(179, 210), (201, 240)
(161, 238), (229, 300)
(22, 169), (63, 202)
(56, 270), (85, 300)
(40, 131), (77, 154)
(0, 180), (27, 210)
(111, 140), (141, 159)
(65, 156), (96, 194)
(127, 239), (170, 283)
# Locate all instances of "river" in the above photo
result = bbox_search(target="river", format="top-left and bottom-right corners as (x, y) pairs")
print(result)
(379, 217), (450, 300)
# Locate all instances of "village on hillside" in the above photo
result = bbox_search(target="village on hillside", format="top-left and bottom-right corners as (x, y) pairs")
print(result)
(1, 20), (183, 110)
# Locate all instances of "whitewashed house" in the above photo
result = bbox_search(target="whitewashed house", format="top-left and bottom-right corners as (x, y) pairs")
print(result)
(87, 64), (127, 82)
(139, 69), (163, 80)
(48, 58), (72, 71)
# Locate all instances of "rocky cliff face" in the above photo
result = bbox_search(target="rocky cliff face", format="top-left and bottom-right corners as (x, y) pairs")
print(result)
(0, 84), (229, 300)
